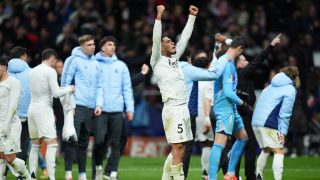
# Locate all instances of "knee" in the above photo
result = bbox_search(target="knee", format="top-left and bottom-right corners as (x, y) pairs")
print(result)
(172, 144), (185, 157)
(94, 135), (105, 146)
(238, 128), (249, 141)
(110, 141), (120, 149)
(4, 155), (15, 164)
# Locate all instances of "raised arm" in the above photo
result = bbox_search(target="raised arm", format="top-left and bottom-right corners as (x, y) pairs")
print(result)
(241, 34), (281, 76)
(175, 5), (198, 59)
(150, 5), (165, 68)
(131, 64), (149, 87)
(48, 69), (73, 98)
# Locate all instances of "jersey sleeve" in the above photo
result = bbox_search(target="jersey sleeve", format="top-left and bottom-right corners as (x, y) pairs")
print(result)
(175, 15), (196, 59)
(150, 20), (162, 68)
(48, 69), (72, 98)
(222, 63), (242, 105)
(278, 88), (297, 135)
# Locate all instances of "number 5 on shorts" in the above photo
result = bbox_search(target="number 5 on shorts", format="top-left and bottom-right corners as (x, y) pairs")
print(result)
(177, 124), (183, 133)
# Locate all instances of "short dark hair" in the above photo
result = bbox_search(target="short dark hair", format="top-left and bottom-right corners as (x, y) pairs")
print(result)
(10, 46), (27, 59)
(41, 48), (58, 61)
(0, 57), (8, 67)
(78, 34), (95, 45)
(99, 36), (117, 49)
(230, 36), (247, 49)
(192, 57), (212, 68)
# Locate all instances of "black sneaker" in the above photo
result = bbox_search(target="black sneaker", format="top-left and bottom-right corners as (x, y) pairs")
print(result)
(202, 170), (209, 180)
(257, 173), (263, 180)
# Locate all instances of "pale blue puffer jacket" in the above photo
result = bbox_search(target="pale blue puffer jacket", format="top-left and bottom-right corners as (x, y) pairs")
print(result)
(61, 47), (103, 109)
(8, 58), (31, 118)
(95, 52), (134, 113)
(252, 72), (297, 135)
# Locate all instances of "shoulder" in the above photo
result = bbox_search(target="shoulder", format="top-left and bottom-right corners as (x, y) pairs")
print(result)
(46, 66), (57, 75)
(286, 85), (297, 97)
(9, 77), (21, 88)
(223, 62), (232, 73)
(116, 60), (129, 70)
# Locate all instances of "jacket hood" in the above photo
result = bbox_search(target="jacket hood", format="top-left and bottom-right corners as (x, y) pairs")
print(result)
(271, 72), (293, 87)
(71, 46), (95, 60)
(8, 58), (30, 73)
(95, 51), (118, 63)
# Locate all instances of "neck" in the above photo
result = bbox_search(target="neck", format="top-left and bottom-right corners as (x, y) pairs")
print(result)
(161, 51), (171, 58)
(102, 52), (113, 58)
(42, 61), (51, 67)
(0, 73), (8, 82)
(226, 49), (236, 60)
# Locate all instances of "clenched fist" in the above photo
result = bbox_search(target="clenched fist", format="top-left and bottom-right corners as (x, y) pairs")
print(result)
(189, 5), (199, 16)
(157, 5), (165, 14)
(156, 5), (165, 20)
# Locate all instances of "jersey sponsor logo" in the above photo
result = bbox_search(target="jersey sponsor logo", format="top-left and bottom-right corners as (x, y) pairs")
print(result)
(168, 58), (179, 69)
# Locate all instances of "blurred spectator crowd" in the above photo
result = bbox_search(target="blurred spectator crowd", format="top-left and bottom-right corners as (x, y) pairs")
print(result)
(1, 0), (320, 156)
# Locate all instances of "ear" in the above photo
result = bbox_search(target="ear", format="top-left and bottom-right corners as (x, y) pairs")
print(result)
(236, 46), (243, 51)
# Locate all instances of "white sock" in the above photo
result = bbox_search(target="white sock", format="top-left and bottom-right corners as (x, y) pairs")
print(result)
(256, 151), (270, 178)
(0, 159), (6, 177)
(110, 171), (117, 178)
(65, 171), (72, 178)
(46, 144), (58, 180)
(29, 144), (40, 178)
(273, 154), (284, 180)
(162, 153), (172, 180)
(171, 163), (184, 180)
(11, 158), (30, 178)
(201, 147), (211, 174)
(79, 172), (87, 179)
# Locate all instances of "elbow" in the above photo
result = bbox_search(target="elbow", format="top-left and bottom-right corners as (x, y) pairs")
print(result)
(224, 91), (233, 99)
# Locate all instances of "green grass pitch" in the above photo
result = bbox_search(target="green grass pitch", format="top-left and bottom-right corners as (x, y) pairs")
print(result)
(7, 156), (320, 179)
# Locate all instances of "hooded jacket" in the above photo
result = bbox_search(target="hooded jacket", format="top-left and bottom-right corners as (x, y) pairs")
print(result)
(95, 52), (134, 113)
(61, 47), (103, 109)
(252, 72), (297, 135)
(7, 58), (31, 118)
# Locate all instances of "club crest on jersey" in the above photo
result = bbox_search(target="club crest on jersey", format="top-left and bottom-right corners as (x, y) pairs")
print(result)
(168, 58), (179, 68)
(227, 74), (233, 83)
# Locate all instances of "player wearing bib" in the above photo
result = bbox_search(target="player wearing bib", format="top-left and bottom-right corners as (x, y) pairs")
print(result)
(252, 66), (298, 180)
(150, 4), (198, 180)
(0, 57), (31, 179)
(28, 49), (74, 180)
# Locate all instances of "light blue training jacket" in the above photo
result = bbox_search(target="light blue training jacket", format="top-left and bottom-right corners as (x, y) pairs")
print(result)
(252, 72), (297, 135)
(7, 58), (31, 118)
(61, 47), (103, 109)
(214, 53), (242, 114)
(95, 52), (134, 113)
(180, 58), (228, 116)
